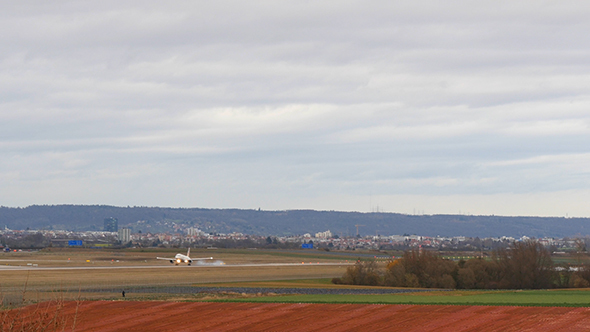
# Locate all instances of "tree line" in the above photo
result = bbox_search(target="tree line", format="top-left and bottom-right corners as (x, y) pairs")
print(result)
(334, 241), (590, 289)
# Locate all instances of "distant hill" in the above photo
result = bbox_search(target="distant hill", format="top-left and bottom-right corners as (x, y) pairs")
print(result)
(0, 205), (588, 238)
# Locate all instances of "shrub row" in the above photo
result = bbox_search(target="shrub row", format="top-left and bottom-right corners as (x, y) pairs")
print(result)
(334, 241), (588, 289)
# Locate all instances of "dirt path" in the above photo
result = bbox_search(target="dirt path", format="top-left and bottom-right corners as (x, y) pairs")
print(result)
(5, 301), (590, 331)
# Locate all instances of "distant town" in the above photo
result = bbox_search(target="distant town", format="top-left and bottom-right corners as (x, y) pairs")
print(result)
(2, 205), (590, 239)
(0, 216), (585, 253)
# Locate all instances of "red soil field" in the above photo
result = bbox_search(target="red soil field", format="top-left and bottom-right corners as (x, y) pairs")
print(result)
(5, 301), (590, 331)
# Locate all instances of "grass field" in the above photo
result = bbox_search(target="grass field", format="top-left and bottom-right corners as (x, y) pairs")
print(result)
(217, 289), (590, 307)
(196, 278), (590, 307)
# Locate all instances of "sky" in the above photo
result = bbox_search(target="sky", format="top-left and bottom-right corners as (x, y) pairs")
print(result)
(1, 1), (590, 217)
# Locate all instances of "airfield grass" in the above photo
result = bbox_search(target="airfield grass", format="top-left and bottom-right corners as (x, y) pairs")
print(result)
(0, 265), (348, 291)
(3, 249), (590, 308)
(0, 248), (354, 306)
(199, 278), (389, 289)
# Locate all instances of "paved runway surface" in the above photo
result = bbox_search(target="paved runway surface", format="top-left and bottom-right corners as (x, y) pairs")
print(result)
(0, 262), (352, 271)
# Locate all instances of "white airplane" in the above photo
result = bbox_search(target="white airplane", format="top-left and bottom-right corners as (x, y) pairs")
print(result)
(156, 248), (213, 265)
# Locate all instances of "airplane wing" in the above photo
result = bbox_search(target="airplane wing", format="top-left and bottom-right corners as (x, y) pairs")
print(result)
(191, 257), (213, 260)
(156, 257), (176, 260)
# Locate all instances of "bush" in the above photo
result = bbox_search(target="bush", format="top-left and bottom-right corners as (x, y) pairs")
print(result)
(456, 268), (476, 289)
(394, 249), (457, 288)
(569, 274), (590, 288)
(440, 274), (456, 289)
(463, 258), (500, 289)
(340, 260), (381, 286)
(384, 261), (406, 287)
(404, 273), (420, 288)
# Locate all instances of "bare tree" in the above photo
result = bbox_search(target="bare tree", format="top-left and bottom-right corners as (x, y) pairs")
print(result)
(495, 240), (555, 289)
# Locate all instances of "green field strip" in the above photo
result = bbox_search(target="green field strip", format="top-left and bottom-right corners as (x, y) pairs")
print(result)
(210, 289), (590, 307)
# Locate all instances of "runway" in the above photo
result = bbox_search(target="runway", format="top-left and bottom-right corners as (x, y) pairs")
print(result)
(0, 262), (352, 271)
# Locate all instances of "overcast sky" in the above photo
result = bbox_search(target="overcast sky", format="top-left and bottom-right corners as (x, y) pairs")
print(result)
(2, 1), (590, 217)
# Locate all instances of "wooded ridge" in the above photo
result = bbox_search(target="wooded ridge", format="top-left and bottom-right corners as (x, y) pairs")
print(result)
(0, 205), (587, 238)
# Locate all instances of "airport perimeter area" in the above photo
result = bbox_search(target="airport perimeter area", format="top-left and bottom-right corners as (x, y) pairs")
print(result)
(3, 248), (590, 331)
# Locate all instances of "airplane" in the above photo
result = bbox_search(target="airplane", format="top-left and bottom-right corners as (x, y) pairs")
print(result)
(156, 248), (213, 265)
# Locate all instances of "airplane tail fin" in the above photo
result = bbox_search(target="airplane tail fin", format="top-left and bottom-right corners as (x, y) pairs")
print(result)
(187, 247), (190, 257)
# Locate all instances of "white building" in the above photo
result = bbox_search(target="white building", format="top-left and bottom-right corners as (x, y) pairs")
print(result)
(118, 228), (131, 243)
(315, 230), (333, 239)
(187, 227), (204, 236)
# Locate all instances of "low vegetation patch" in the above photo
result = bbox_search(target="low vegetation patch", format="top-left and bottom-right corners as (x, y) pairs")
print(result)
(199, 278), (381, 289)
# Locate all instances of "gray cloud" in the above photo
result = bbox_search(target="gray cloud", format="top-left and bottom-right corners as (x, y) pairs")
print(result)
(1, 1), (590, 216)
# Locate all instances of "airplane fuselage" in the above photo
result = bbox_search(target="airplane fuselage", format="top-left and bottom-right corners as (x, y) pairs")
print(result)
(157, 248), (212, 265)
(172, 253), (192, 265)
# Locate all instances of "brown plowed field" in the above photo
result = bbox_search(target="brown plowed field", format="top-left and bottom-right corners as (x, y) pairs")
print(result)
(5, 301), (590, 331)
